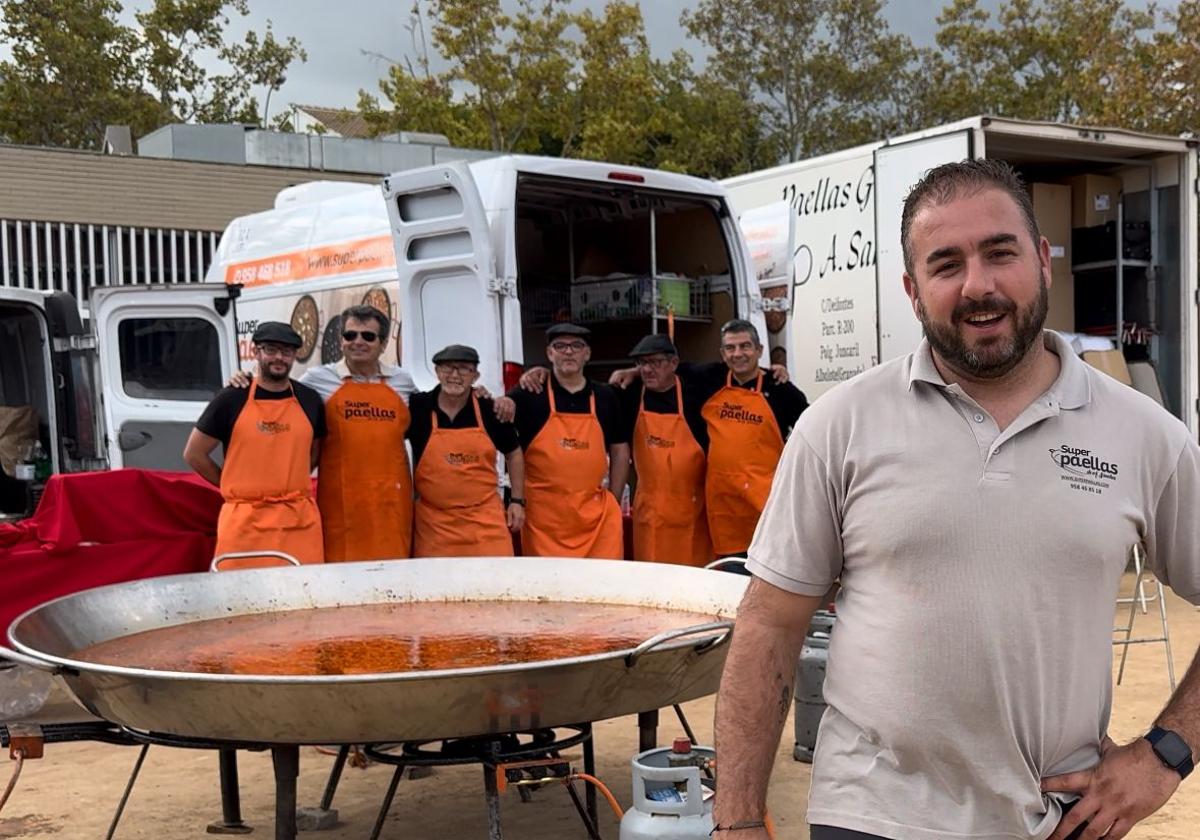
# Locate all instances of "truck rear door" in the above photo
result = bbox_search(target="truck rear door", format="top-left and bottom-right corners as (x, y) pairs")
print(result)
(874, 129), (974, 361)
(381, 163), (502, 392)
(90, 285), (238, 470)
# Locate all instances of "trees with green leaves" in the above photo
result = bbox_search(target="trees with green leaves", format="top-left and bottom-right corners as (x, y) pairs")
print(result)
(0, 0), (307, 149)
(916, 0), (1159, 127)
(683, 0), (920, 161)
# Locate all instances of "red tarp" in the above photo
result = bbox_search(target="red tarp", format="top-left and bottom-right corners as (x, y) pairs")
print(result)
(0, 469), (222, 635)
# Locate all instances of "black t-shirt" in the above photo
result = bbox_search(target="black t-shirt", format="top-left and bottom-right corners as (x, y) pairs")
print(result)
(679, 362), (809, 439)
(618, 380), (710, 453)
(506, 377), (628, 451)
(195, 381), (327, 450)
(406, 388), (521, 468)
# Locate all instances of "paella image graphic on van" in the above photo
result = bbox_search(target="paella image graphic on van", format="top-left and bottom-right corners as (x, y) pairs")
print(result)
(361, 287), (391, 318)
(289, 295), (319, 362)
(321, 315), (344, 364)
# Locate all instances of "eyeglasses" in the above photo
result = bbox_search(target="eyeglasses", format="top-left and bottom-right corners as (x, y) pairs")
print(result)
(436, 363), (477, 375)
(635, 355), (674, 368)
(549, 341), (587, 353)
(256, 343), (297, 358)
(342, 330), (379, 343)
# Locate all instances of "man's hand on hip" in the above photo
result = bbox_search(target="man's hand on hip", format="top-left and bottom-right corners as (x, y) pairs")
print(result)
(1041, 735), (1180, 840)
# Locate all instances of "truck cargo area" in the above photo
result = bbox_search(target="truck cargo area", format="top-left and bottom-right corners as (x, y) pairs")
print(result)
(514, 175), (736, 374)
(0, 302), (50, 517)
(982, 128), (1187, 414)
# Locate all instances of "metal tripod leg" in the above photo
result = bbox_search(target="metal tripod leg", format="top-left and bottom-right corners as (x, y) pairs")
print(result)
(105, 743), (150, 840)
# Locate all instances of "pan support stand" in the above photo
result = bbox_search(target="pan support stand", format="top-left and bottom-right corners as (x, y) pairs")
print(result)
(271, 746), (299, 840)
(362, 723), (597, 840)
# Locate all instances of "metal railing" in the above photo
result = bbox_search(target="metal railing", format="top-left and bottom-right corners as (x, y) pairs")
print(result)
(0, 219), (221, 313)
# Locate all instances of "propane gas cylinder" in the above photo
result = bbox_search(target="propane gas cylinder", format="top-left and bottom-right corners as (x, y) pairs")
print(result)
(619, 740), (715, 840)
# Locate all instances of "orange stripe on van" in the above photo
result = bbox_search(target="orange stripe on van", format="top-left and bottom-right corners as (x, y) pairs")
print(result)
(224, 235), (397, 287)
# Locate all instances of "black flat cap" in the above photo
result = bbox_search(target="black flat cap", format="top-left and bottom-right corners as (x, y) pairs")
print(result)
(629, 334), (678, 357)
(431, 344), (480, 364)
(545, 323), (591, 342)
(251, 321), (303, 347)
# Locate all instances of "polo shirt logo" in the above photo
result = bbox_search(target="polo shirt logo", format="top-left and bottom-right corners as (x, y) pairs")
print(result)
(1050, 444), (1119, 494)
(559, 437), (590, 450)
(717, 401), (764, 424)
(257, 420), (291, 434)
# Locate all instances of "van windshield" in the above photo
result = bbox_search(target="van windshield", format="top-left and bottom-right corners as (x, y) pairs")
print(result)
(515, 175), (735, 377)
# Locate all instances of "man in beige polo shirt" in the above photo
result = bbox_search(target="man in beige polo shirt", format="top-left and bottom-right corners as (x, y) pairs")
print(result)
(711, 160), (1200, 840)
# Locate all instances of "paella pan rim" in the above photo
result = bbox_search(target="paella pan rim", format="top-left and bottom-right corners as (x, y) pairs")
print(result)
(5, 625), (731, 685)
(5, 556), (740, 686)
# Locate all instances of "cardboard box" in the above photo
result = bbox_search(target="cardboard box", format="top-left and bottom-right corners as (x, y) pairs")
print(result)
(1030, 182), (1074, 332)
(1063, 174), (1122, 228)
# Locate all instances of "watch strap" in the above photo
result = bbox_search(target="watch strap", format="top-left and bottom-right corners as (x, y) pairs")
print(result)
(1146, 726), (1194, 780)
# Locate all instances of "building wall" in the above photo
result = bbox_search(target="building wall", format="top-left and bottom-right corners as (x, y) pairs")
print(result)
(0, 143), (384, 309)
(0, 144), (380, 231)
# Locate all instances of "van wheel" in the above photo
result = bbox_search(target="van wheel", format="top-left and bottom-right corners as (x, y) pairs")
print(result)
(321, 315), (344, 364)
(290, 295), (319, 362)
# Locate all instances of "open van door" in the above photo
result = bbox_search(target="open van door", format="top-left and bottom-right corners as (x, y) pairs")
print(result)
(874, 129), (974, 362)
(382, 163), (502, 392)
(739, 201), (796, 364)
(91, 284), (238, 470)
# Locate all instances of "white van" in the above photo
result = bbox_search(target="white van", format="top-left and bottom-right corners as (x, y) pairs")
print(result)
(378, 156), (767, 393)
(0, 155), (768, 516)
(723, 116), (1199, 433)
(210, 157), (768, 394)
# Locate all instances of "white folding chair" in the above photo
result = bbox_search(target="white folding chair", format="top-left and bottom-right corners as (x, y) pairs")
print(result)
(1113, 542), (1175, 692)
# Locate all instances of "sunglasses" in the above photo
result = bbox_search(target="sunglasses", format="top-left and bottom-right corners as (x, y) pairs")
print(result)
(342, 330), (379, 343)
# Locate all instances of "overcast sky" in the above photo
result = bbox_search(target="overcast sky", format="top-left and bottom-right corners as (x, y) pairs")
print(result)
(17, 0), (1173, 120)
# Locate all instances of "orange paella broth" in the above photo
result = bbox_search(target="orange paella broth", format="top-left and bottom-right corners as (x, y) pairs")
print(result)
(72, 600), (721, 676)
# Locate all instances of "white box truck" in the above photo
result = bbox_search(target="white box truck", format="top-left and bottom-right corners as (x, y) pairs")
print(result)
(0, 155), (769, 517)
(722, 116), (1200, 433)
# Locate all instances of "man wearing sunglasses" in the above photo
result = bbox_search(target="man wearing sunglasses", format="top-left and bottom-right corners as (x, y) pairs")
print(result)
(301, 305), (419, 562)
(185, 322), (326, 568)
(231, 304), (418, 561)
(506, 323), (628, 559)
(407, 344), (524, 556)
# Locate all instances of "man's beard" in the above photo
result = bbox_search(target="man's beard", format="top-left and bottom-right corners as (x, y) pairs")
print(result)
(260, 364), (291, 384)
(916, 277), (1049, 379)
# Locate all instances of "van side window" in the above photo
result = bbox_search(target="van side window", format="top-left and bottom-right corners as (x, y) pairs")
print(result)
(118, 318), (222, 401)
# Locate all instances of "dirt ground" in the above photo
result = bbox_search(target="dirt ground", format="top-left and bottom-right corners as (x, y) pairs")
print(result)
(1, 578), (1197, 839)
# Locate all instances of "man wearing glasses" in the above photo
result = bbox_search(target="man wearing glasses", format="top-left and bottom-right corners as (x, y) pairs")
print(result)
(299, 304), (418, 562)
(184, 322), (326, 568)
(620, 334), (712, 566)
(407, 344), (525, 556)
(507, 323), (629, 559)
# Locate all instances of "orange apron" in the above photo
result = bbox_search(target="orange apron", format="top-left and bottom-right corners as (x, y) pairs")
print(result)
(317, 380), (412, 562)
(701, 371), (783, 556)
(521, 385), (623, 559)
(214, 380), (323, 569)
(413, 395), (513, 557)
(632, 383), (712, 566)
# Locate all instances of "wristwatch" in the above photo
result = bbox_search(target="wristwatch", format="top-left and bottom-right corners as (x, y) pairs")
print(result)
(1145, 726), (1194, 780)
(509, 498), (525, 506)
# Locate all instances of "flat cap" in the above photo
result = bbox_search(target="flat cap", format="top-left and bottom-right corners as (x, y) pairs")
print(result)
(545, 323), (591, 342)
(251, 321), (303, 347)
(431, 344), (480, 364)
(629, 334), (678, 358)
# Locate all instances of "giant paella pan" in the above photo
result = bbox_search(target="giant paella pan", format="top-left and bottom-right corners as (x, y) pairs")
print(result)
(4, 557), (745, 744)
